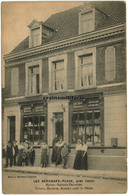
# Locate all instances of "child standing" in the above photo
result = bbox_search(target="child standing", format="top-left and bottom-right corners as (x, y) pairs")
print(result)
(61, 143), (69, 169)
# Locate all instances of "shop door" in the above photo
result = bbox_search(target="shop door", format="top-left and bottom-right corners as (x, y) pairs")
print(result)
(55, 113), (63, 138)
(9, 116), (15, 142)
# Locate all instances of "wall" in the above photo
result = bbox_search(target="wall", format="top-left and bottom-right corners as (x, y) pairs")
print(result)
(96, 42), (126, 86)
(5, 64), (25, 98)
(104, 93), (126, 147)
(3, 105), (21, 145)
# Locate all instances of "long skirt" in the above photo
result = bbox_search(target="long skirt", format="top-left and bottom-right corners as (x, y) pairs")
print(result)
(73, 150), (82, 170)
(41, 149), (48, 164)
(81, 152), (88, 170)
(17, 149), (23, 166)
(51, 146), (57, 163)
(55, 147), (62, 166)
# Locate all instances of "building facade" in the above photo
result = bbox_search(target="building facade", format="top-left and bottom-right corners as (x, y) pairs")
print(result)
(3, 2), (126, 171)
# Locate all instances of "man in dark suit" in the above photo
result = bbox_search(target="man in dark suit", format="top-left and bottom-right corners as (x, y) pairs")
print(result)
(6, 141), (13, 167)
(12, 140), (18, 166)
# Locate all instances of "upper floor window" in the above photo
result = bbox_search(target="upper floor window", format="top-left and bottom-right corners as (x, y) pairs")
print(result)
(105, 46), (116, 81)
(75, 48), (96, 89)
(11, 67), (19, 95)
(53, 60), (64, 91)
(49, 54), (67, 93)
(31, 28), (40, 47)
(81, 11), (93, 33)
(29, 66), (39, 95)
(79, 54), (93, 87)
(26, 60), (42, 96)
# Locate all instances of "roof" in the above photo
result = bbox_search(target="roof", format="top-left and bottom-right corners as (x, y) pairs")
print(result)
(10, 1), (126, 54)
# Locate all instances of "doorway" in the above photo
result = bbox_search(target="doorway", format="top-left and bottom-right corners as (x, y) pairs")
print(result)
(9, 116), (15, 142)
(54, 113), (63, 138)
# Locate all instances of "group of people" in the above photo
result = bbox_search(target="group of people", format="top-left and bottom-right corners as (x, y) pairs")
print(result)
(3, 136), (88, 170)
(3, 140), (35, 167)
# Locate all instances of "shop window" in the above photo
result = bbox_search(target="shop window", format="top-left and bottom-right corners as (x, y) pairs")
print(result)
(53, 60), (64, 91)
(105, 46), (116, 81)
(28, 65), (39, 95)
(11, 67), (19, 95)
(23, 115), (46, 145)
(72, 109), (101, 146)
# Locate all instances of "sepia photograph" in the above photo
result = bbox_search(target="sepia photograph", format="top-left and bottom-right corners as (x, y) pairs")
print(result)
(1, 1), (127, 194)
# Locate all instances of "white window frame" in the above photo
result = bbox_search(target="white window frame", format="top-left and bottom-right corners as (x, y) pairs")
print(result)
(25, 60), (42, 96)
(49, 54), (67, 93)
(75, 48), (96, 89)
(79, 8), (95, 34)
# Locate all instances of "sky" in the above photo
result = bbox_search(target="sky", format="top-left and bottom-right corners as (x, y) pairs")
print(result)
(1, 1), (84, 87)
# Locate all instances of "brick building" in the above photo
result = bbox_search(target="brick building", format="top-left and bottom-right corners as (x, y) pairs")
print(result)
(3, 2), (126, 171)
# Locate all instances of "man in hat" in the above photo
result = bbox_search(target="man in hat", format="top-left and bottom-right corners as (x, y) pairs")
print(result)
(12, 140), (18, 166)
(5, 141), (13, 167)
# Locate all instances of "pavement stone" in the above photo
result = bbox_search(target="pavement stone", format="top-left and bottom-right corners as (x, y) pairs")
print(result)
(3, 166), (127, 181)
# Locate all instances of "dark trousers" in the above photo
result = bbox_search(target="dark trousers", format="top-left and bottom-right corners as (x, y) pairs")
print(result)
(6, 157), (13, 167)
(63, 157), (68, 168)
(30, 158), (35, 166)
(13, 155), (17, 166)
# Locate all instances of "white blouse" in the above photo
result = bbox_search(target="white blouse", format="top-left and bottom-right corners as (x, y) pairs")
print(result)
(81, 144), (88, 152)
(76, 144), (82, 151)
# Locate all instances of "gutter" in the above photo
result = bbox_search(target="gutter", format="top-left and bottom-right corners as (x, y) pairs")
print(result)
(4, 24), (125, 62)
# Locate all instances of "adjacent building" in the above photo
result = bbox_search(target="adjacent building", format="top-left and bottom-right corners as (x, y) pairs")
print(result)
(3, 1), (126, 170)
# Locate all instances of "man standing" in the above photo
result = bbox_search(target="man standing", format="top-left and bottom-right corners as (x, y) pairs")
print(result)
(6, 141), (13, 167)
(12, 140), (18, 166)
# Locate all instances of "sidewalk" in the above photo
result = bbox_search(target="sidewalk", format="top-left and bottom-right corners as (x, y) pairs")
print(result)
(3, 165), (127, 181)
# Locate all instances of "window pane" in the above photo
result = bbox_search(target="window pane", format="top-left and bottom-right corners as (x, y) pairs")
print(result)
(86, 125), (93, 145)
(79, 125), (85, 137)
(94, 110), (100, 123)
(79, 112), (85, 121)
(29, 66), (39, 95)
(81, 11), (93, 33)
(86, 111), (93, 123)
(94, 124), (101, 145)
(40, 116), (46, 143)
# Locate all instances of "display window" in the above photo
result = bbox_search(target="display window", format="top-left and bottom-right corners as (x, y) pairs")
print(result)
(21, 103), (47, 145)
(71, 96), (103, 146)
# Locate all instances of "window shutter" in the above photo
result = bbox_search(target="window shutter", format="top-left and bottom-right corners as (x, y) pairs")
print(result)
(11, 67), (19, 95)
(105, 46), (116, 81)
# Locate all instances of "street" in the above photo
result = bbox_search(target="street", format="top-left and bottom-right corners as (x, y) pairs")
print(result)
(2, 170), (126, 194)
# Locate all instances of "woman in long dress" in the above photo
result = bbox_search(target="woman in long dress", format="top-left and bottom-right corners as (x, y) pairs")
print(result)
(41, 140), (49, 168)
(55, 137), (64, 166)
(17, 142), (24, 166)
(81, 140), (88, 170)
(73, 139), (82, 170)
(51, 134), (59, 163)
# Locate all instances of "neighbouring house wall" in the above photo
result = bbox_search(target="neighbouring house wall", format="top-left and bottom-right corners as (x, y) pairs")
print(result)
(104, 93), (126, 147)
(3, 105), (21, 145)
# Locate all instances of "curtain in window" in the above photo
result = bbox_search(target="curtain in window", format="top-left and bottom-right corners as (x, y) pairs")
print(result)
(54, 61), (64, 90)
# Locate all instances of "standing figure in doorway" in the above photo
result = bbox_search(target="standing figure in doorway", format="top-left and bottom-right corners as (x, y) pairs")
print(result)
(5, 141), (13, 167)
(55, 136), (64, 166)
(51, 134), (59, 163)
(41, 140), (49, 168)
(12, 140), (18, 166)
(73, 139), (82, 170)
(81, 140), (88, 170)
(29, 146), (35, 166)
(61, 143), (69, 169)
(17, 142), (24, 166)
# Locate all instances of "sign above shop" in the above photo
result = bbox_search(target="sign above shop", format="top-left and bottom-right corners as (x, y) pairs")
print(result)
(72, 101), (84, 109)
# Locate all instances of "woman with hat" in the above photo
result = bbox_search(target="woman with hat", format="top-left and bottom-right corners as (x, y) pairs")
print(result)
(73, 139), (83, 170)
(41, 139), (49, 168)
